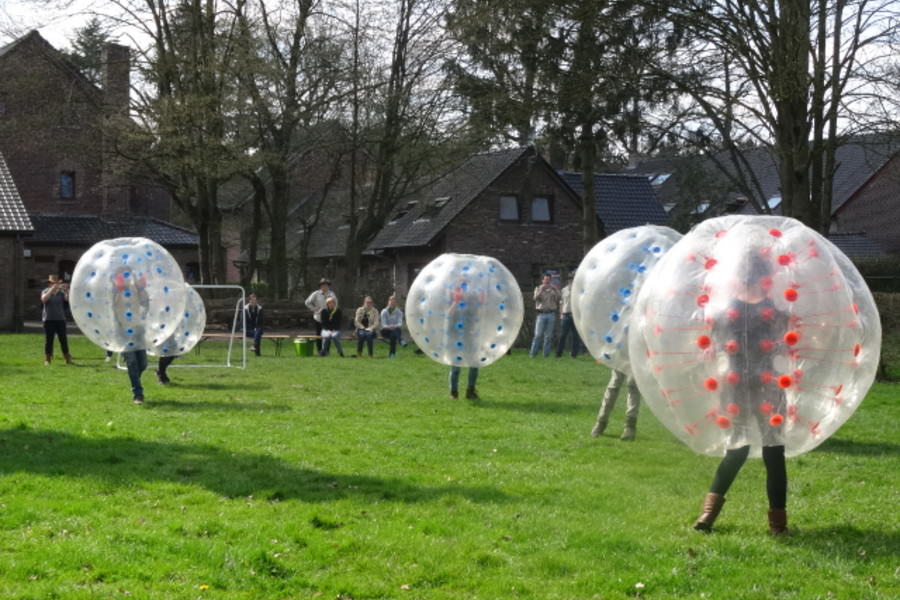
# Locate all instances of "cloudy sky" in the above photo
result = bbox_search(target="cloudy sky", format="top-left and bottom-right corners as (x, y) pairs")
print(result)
(1, 0), (100, 49)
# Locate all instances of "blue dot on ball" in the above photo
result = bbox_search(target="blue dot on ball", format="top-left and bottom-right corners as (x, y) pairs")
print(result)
(164, 286), (170, 293)
(498, 304), (505, 311)
(420, 297), (427, 303)
(652, 246), (661, 253)
(184, 331), (189, 337)
(496, 284), (502, 291)
(160, 324), (166, 329)
(490, 343), (497, 348)
(90, 271), (96, 277)
(85, 292), (91, 298)
(127, 328), (134, 334)
(456, 341), (463, 348)
(461, 281), (469, 290)
(125, 311), (132, 319)
(146, 251), (153, 256)
(419, 318), (425, 324)
(497, 325), (503, 331)
(603, 353), (611, 360)
(604, 335), (614, 343)
(165, 306), (171, 312)
(459, 301), (466, 309)
(432, 351), (438, 357)
(456, 321), (464, 329)
(424, 337), (430, 343)
(610, 312), (619, 322)
(156, 267), (163, 274)
(462, 265), (470, 271)
(87, 311), (93, 318)
(123, 271), (131, 278)
(128, 342), (134, 347)
(455, 355), (462, 361)
(94, 329), (100, 334)
(124, 290), (131, 297)
(480, 357), (487, 362)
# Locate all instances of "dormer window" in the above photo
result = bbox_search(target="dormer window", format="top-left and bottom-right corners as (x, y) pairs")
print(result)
(421, 196), (450, 219)
(531, 196), (552, 222)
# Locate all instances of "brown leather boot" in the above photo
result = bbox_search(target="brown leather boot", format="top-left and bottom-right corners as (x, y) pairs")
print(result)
(768, 509), (789, 535)
(44, 354), (52, 366)
(693, 492), (725, 531)
(64, 353), (73, 364)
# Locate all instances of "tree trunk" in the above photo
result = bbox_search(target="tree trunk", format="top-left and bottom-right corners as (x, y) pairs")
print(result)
(579, 123), (600, 254)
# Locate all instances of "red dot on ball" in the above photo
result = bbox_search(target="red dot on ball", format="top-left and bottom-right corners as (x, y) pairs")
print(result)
(704, 258), (717, 270)
(725, 340), (739, 354)
(696, 335), (711, 349)
(697, 294), (710, 307)
(759, 402), (773, 415)
(778, 254), (792, 266)
(760, 276), (773, 291)
(715, 230), (728, 238)
(778, 375), (793, 389)
(716, 415), (731, 428)
(760, 371), (774, 384)
(851, 303), (859, 314)
(726, 371), (740, 385)
(784, 289), (798, 302)
(853, 344), (861, 356)
(726, 309), (740, 322)
(769, 414), (784, 426)
(704, 377), (718, 391)
(784, 331), (799, 346)
(770, 228), (782, 237)
(726, 403), (740, 416)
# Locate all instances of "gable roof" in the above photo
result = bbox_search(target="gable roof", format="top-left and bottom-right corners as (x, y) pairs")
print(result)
(628, 135), (900, 215)
(0, 30), (103, 106)
(559, 171), (669, 234)
(366, 147), (535, 252)
(0, 152), (34, 233)
(28, 215), (198, 247)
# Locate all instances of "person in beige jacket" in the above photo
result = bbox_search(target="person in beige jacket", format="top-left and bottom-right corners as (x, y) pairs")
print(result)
(353, 296), (380, 357)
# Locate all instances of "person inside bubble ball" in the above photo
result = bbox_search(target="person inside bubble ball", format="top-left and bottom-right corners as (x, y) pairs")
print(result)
(113, 269), (151, 404)
(693, 254), (790, 535)
(447, 282), (485, 400)
(592, 369), (642, 441)
(354, 296), (380, 357)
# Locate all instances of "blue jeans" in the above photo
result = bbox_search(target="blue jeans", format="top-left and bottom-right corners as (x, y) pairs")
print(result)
(449, 367), (479, 393)
(556, 313), (582, 357)
(529, 312), (556, 357)
(124, 350), (148, 399)
(321, 335), (344, 356)
(251, 328), (263, 354)
(357, 329), (375, 356)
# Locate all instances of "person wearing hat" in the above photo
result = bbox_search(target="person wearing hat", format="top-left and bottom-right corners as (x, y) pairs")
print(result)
(556, 274), (582, 358)
(305, 278), (337, 353)
(40, 274), (72, 365)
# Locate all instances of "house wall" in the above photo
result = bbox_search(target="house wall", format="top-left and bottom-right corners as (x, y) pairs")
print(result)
(0, 236), (19, 330)
(443, 159), (583, 288)
(835, 155), (900, 255)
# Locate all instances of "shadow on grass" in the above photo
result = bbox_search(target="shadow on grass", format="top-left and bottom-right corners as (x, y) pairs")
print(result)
(0, 427), (508, 505)
(171, 382), (273, 391)
(474, 398), (587, 414)
(146, 399), (291, 412)
(783, 525), (900, 559)
(815, 437), (900, 456)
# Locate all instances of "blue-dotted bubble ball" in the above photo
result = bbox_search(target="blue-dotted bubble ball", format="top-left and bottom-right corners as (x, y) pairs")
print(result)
(572, 225), (682, 372)
(148, 284), (207, 357)
(70, 237), (187, 352)
(405, 253), (524, 367)
(628, 215), (881, 457)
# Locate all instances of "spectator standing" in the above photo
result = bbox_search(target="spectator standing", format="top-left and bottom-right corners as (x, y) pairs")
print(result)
(244, 293), (264, 356)
(319, 297), (344, 357)
(380, 295), (403, 357)
(305, 278), (337, 353)
(354, 296), (380, 357)
(529, 273), (560, 358)
(556, 274), (582, 358)
(40, 274), (72, 365)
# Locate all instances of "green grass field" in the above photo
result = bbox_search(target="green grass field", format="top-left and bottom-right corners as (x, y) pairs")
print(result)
(0, 334), (897, 599)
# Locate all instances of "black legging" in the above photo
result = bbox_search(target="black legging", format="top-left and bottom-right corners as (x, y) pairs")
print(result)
(710, 445), (787, 509)
(43, 320), (69, 355)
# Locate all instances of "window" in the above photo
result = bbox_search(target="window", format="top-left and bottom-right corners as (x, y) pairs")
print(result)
(499, 195), (519, 221)
(60, 171), (76, 200)
(421, 196), (450, 219)
(531, 196), (552, 222)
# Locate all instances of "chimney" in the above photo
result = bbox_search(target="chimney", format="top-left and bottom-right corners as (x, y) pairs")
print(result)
(102, 43), (130, 115)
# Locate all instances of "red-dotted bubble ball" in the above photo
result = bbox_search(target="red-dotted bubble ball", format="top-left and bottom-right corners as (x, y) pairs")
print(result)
(784, 331), (800, 346)
(716, 415), (731, 428)
(726, 403), (741, 416)
(704, 377), (718, 391)
(769, 414), (785, 427)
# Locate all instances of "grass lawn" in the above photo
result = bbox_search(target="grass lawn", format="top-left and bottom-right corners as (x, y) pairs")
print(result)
(0, 333), (897, 599)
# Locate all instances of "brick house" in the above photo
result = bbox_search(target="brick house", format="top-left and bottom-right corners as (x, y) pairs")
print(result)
(0, 31), (197, 315)
(0, 151), (34, 331)
(628, 137), (900, 256)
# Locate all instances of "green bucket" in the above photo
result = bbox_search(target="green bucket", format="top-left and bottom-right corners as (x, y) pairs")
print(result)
(294, 337), (315, 357)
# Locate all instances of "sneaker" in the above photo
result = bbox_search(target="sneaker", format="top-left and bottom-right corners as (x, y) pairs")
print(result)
(465, 388), (480, 400)
(105, 355), (112, 362)
(155, 370), (167, 385)
(449, 391), (459, 399)
(133, 396), (144, 405)
(389, 352), (395, 358)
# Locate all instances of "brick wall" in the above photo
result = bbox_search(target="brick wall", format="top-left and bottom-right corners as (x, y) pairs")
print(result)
(836, 155), (900, 254)
(0, 237), (16, 329)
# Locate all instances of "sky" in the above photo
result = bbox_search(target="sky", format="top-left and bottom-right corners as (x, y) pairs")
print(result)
(1, 0), (101, 50)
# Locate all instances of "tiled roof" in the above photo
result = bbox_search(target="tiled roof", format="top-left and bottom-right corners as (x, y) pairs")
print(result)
(628, 135), (900, 215)
(28, 215), (198, 247)
(826, 232), (885, 258)
(559, 172), (669, 234)
(366, 147), (532, 251)
(0, 152), (33, 232)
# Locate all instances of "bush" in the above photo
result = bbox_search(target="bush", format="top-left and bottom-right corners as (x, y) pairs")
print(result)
(854, 257), (900, 292)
